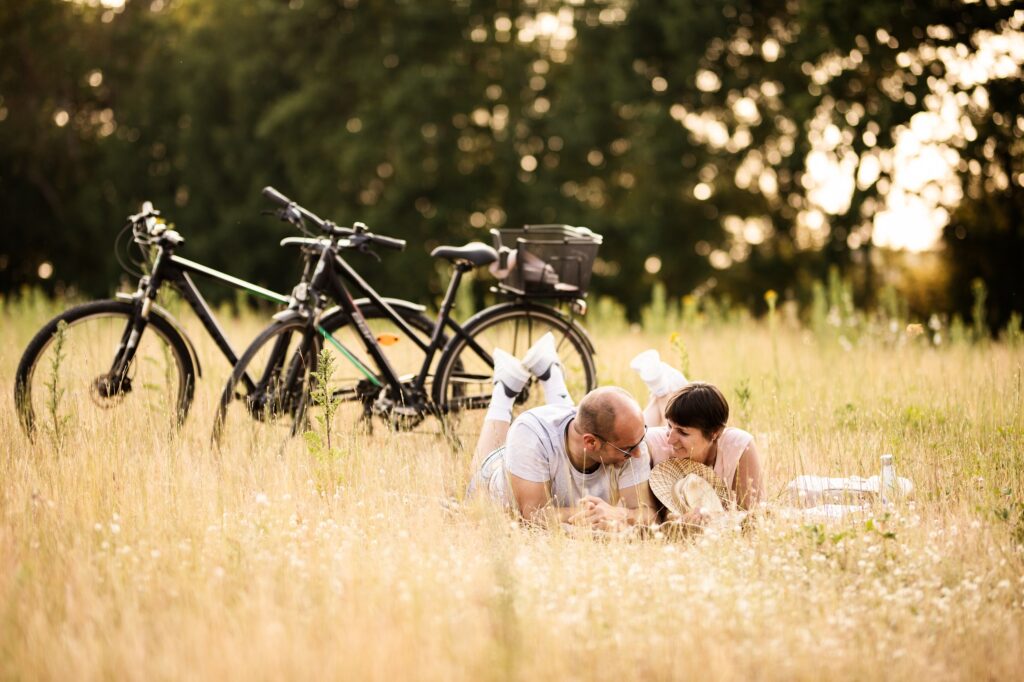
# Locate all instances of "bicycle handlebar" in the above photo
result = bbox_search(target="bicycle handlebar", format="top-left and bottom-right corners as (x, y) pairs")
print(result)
(369, 234), (406, 251)
(261, 186), (406, 252)
(126, 202), (170, 244)
(262, 185), (324, 230)
(261, 186), (291, 208)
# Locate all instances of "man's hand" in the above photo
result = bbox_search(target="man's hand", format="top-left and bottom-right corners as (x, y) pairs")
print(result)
(568, 495), (629, 530)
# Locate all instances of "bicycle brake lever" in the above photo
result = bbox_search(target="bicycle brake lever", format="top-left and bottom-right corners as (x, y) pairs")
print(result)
(276, 206), (304, 227)
(359, 244), (382, 263)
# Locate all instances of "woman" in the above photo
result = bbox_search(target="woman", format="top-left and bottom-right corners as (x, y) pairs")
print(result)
(632, 351), (764, 513)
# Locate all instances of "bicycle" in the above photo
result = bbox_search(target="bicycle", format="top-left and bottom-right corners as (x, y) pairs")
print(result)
(210, 187), (600, 446)
(14, 202), (434, 439)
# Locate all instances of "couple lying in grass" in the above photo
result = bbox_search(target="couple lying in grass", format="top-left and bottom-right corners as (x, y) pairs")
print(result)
(467, 334), (765, 531)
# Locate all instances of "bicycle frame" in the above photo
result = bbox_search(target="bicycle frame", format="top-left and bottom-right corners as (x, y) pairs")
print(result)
(117, 245), (290, 393)
(305, 247), (437, 403)
(308, 243), (562, 410)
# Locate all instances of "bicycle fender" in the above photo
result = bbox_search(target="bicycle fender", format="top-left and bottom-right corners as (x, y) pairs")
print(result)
(115, 293), (203, 378)
(320, 297), (427, 322)
(448, 301), (597, 357)
(355, 296), (427, 313)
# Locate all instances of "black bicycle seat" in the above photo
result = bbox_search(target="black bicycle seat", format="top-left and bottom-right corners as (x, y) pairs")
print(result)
(430, 242), (498, 267)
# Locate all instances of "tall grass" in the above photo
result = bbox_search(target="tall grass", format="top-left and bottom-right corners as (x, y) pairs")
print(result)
(1, 297), (1022, 681)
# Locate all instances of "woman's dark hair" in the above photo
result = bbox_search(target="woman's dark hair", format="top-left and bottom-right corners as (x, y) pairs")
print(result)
(664, 381), (729, 439)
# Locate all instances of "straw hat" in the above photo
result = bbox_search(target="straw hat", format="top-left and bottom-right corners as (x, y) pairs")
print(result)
(649, 458), (732, 516)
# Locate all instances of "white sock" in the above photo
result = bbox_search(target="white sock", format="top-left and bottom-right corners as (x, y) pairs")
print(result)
(631, 349), (664, 395)
(485, 384), (517, 423)
(541, 363), (573, 406)
(657, 362), (688, 396)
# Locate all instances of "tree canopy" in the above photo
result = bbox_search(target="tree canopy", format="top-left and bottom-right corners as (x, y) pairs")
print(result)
(1, 0), (1021, 325)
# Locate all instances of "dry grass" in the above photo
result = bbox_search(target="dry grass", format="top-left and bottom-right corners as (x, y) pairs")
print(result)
(2, 296), (1023, 681)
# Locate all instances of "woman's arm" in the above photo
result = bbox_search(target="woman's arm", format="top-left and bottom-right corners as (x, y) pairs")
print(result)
(733, 440), (764, 510)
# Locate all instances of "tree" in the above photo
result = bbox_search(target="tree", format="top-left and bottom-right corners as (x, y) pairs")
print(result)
(1, 0), (1020, 328)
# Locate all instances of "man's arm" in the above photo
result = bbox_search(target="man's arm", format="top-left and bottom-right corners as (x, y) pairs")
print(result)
(576, 481), (658, 528)
(509, 475), (658, 530)
(508, 474), (580, 525)
(618, 480), (658, 525)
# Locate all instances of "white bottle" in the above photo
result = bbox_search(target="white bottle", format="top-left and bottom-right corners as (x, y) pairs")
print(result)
(880, 454), (896, 506)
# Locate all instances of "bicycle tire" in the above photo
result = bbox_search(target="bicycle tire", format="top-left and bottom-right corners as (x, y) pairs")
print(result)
(211, 313), (318, 448)
(14, 299), (196, 439)
(432, 303), (597, 424)
(212, 303), (437, 447)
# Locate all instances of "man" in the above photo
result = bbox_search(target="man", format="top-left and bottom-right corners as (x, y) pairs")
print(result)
(467, 333), (657, 530)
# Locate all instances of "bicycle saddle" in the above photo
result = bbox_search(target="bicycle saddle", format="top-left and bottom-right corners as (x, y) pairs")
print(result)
(430, 242), (498, 267)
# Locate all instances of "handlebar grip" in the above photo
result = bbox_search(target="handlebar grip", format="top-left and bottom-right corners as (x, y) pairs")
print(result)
(371, 234), (406, 251)
(262, 186), (292, 207)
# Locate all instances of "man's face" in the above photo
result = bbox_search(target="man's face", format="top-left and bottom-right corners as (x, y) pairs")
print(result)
(591, 416), (647, 467)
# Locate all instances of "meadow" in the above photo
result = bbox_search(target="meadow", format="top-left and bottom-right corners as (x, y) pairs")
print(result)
(2, 292), (1023, 681)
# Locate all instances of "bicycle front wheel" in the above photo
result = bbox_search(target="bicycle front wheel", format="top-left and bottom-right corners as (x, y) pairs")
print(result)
(211, 314), (320, 449)
(14, 299), (195, 440)
(432, 303), (597, 426)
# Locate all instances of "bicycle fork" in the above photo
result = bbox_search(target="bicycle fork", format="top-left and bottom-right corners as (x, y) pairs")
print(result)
(99, 285), (160, 401)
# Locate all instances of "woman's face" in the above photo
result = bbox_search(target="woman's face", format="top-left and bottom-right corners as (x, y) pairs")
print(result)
(665, 420), (716, 464)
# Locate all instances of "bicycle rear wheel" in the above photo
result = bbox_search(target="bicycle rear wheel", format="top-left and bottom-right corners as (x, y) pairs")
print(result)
(432, 303), (597, 432)
(14, 299), (195, 440)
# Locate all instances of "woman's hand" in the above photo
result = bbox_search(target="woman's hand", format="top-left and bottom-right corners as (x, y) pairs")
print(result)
(666, 507), (709, 527)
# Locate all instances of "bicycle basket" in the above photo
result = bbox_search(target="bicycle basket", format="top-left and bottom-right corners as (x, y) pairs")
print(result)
(490, 224), (602, 299)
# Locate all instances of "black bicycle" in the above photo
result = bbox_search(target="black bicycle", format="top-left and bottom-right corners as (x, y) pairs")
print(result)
(210, 187), (600, 445)
(13, 201), (430, 438)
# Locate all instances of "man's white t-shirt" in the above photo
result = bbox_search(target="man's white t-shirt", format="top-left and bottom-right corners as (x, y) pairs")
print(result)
(476, 404), (652, 510)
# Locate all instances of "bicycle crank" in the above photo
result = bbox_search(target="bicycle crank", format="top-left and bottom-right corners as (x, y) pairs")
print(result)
(372, 390), (426, 431)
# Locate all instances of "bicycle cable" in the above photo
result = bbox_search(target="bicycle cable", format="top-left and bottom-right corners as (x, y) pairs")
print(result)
(113, 222), (146, 280)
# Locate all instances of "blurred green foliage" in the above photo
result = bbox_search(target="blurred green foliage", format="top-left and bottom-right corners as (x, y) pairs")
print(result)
(0, 0), (1020, 328)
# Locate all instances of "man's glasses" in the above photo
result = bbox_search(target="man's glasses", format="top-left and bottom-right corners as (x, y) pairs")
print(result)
(594, 425), (647, 457)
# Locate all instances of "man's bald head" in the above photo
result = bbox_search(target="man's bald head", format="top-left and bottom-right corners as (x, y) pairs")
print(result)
(576, 386), (643, 440)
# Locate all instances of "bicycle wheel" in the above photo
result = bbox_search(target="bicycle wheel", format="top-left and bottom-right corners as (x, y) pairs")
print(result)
(14, 299), (195, 440)
(212, 303), (438, 447)
(211, 314), (320, 449)
(432, 303), (597, 429)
